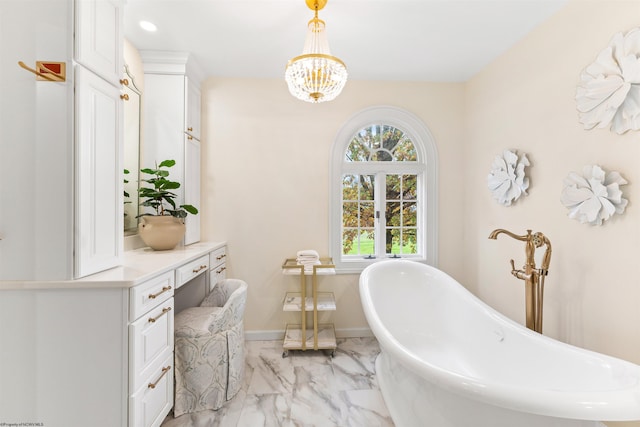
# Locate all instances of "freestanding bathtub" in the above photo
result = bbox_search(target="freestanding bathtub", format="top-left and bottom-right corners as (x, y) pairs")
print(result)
(359, 260), (640, 427)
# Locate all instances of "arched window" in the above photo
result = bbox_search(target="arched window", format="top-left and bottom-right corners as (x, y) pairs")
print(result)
(330, 106), (438, 273)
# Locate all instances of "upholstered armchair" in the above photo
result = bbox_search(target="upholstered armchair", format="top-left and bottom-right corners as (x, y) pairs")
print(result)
(173, 279), (247, 416)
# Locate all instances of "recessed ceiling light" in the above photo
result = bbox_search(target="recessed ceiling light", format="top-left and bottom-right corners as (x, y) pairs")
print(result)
(139, 20), (157, 32)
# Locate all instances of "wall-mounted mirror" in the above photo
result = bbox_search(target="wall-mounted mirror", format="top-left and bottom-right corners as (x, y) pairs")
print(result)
(123, 64), (142, 234)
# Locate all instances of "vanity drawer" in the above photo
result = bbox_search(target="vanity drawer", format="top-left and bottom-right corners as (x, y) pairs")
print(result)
(130, 271), (174, 321)
(175, 254), (209, 288)
(129, 353), (173, 427)
(129, 298), (174, 392)
(209, 246), (227, 269)
(209, 262), (227, 291)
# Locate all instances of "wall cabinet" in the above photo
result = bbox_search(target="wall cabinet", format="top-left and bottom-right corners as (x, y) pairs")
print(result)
(74, 0), (123, 86)
(141, 51), (203, 246)
(74, 65), (123, 278)
(185, 77), (202, 140)
(74, 0), (124, 278)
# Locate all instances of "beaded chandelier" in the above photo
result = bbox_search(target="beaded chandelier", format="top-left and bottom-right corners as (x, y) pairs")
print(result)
(285, 0), (347, 103)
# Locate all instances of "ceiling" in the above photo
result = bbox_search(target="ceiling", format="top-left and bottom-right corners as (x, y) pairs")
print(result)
(124, 0), (568, 82)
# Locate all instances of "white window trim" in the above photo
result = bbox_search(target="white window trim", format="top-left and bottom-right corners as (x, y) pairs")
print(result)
(329, 106), (439, 274)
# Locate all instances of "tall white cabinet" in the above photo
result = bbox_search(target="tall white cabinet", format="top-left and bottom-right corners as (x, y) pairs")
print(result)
(0, 0), (123, 280)
(74, 0), (124, 277)
(141, 51), (202, 245)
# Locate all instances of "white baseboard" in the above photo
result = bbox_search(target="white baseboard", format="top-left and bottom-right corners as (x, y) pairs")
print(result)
(245, 327), (373, 341)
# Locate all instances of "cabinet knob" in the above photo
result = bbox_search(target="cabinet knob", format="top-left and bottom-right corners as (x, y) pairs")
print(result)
(187, 127), (193, 132)
(120, 93), (129, 101)
(120, 78), (129, 86)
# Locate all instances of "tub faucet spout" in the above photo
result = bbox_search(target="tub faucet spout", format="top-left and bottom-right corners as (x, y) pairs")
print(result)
(488, 228), (530, 242)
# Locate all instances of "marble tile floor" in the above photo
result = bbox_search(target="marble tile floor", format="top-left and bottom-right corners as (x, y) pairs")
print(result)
(162, 337), (395, 427)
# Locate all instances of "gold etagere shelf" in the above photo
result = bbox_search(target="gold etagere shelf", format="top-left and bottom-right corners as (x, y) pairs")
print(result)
(281, 257), (336, 358)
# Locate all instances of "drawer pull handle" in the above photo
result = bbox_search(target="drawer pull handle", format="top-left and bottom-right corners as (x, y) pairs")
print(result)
(148, 286), (172, 299)
(148, 307), (171, 323)
(216, 254), (226, 260)
(148, 365), (171, 389)
(192, 265), (207, 273)
(216, 266), (226, 274)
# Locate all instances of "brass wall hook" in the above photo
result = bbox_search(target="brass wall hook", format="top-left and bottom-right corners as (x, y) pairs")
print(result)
(18, 61), (66, 82)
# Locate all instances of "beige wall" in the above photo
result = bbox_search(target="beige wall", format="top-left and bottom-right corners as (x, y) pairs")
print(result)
(201, 78), (465, 334)
(464, 0), (640, 370)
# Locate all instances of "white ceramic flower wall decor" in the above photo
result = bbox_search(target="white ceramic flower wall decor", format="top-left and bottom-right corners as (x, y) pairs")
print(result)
(576, 27), (640, 134)
(560, 165), (628, 226)
(487, 149), (530, 206)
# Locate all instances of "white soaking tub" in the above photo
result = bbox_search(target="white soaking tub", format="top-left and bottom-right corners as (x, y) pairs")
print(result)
(359, 260), (640, 427)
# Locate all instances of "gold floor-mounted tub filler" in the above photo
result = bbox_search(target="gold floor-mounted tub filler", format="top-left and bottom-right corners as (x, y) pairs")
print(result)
(488, 229), (552, 333)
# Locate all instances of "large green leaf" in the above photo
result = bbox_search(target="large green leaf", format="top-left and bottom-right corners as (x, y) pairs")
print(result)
(159, 181), (180, 190)
(181, 204), (198, 215)
(158, 159), (176, 168)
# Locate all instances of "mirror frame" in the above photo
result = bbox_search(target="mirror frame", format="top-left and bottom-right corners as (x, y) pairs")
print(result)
(122, 64), (142, 235)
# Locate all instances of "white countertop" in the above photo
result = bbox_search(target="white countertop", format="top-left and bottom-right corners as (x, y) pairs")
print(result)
(0, 241), (226, 290)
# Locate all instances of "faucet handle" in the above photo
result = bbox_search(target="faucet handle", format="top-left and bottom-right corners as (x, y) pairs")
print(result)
(510, 258), (531, 280)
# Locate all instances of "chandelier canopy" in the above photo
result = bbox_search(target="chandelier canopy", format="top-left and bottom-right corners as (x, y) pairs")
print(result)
(285, 0), (347, 103)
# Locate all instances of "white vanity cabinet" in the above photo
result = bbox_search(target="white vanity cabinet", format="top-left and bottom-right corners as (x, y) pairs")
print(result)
(0, 242), (226, 427)
(141, 51), (203, 246)
(128, 272), (175, 427)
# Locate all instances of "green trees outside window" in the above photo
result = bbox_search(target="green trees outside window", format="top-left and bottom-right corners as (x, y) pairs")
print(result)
(341, 124), (419, 257)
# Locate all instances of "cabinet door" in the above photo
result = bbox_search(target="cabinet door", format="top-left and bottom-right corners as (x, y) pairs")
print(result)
(75, 0), (123, 86)
(129, 299), (174, 392)
(185, 77), (201, 140)
(129, 354), (174, 427)
(184, 136), (201, 245)
(75, 65), (123, 278)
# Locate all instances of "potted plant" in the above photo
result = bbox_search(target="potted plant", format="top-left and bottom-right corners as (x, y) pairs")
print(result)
(137, 159), (198, 250)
